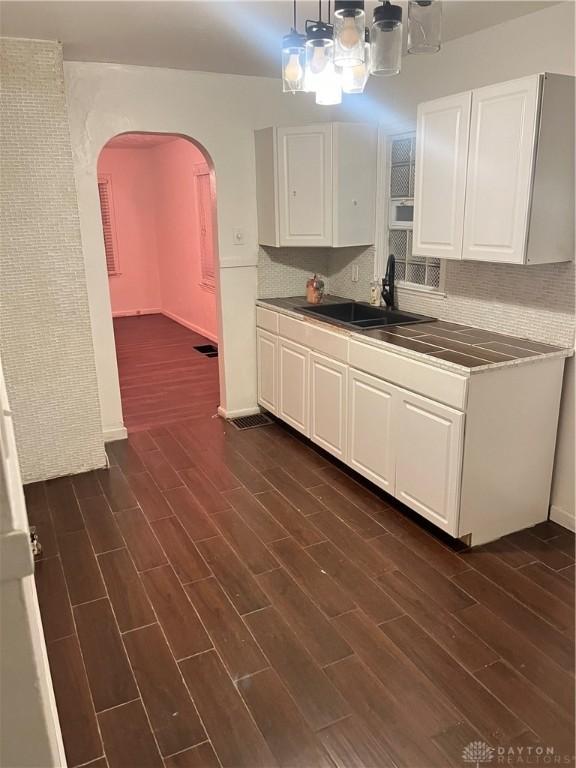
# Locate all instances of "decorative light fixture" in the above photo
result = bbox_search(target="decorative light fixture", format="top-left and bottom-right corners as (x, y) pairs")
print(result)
(282, 0), (441, 104)
(370, 1), (403, 76)
(408, 0), (442, 54)
(304, 18), (335, 93)
(340, 28), (370, 93)
(333, 0), (365, 68)
(282, 0), (306, 92)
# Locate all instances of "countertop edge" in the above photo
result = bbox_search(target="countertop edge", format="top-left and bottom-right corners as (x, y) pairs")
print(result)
(256, 299), (573, 375)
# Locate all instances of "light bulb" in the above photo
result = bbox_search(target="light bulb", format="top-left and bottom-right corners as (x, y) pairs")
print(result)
(310, 45), (328, 74)
(340, 16), (361, 49)
(315, 64), (342, 105)
(284, 53), (304, 84)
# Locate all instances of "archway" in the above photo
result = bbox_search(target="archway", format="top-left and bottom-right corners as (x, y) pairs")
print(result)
(96, 131), (221, 432)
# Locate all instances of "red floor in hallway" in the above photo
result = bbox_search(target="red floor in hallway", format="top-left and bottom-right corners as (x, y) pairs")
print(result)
(113, 314), (220, 432)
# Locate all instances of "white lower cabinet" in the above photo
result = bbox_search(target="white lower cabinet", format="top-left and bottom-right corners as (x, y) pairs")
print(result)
(348, 368), (396, 493)
(278, 338), (309, 436)
(256, 329), (278, 414)
(310, 352), (347, 461)
(394, 389), (464, 535)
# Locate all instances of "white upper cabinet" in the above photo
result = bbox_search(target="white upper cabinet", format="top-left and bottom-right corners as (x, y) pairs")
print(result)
(278, 125), (332, 247)
(413, 92), (471, 260)
(413, 73), (574, 264)
(255, 123), (377, 248)
(463, 76), (540, 263)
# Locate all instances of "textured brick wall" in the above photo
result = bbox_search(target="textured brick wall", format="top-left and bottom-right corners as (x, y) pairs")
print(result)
(0, 38), (105, 482)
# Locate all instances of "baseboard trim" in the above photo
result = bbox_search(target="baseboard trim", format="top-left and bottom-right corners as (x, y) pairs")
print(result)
(217, 405), (261, 420)
(549, 504), (576, 532)
(162, 310), (218, 344)
(103, 426), (128, 442)
(112, 309), (161, 318)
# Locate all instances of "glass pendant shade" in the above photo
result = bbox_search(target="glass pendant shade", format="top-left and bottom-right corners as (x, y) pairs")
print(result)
(370, 2), (403, 76)
(334, 1), (365, 68)
(341, 38), (370, 93)
(305, 20), (334, 92)
(282, 31), (306, 92)
(408, 0), (442, 54)
(315, 63), (343, 105)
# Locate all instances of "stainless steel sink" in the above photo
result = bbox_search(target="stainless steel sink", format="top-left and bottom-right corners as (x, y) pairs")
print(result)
(297, 302), (435, 329)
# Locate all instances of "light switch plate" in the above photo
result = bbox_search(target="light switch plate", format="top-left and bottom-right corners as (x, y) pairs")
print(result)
(233, 228), (245, 245)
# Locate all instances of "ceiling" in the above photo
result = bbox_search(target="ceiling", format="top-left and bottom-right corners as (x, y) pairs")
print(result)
(0, 1), (559, 78)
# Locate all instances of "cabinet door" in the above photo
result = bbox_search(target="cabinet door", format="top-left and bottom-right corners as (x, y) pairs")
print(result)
(278, 125), (332, 247)
(462, 75), (540, 264)
(348, 368), (396, 494)
(256, 328), (277, 414)
(278, 338), (309, 436)
(413, 91), (471, 259)
(332, 123), (377, 247)
(394, 390), (464, 535)
(309, 352), (347, 461)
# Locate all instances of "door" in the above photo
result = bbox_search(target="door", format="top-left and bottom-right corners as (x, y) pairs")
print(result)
(413, 91), (472, 260)
(278, 125), (332, 247)
(310, 352), (347, 461)
(348, 368), (396, 493)
(462, 75), (541, 264)
(278, 338), (309, 436)
(394, 389), (464, 535)
(256, 329), (277, 414)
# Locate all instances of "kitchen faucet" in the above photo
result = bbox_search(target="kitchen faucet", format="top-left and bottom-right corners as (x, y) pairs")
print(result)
(382, 254), (396, 309)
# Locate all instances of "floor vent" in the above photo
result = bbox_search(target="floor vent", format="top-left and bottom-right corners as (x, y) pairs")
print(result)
(229, 413), (274, 430)
(194, 344), (218, 358)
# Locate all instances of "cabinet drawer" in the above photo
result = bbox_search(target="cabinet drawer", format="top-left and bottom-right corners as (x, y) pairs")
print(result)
(349, 340), (467, 410)
(278, 313), (306, 345)
(278, 314), (349, 362)
(256, 307), (279, 333)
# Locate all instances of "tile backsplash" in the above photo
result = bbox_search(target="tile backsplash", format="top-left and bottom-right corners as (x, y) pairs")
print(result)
(257, 246), (575, 348)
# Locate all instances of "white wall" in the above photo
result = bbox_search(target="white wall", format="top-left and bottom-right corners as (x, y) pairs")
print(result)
(64, 61), (331, 423)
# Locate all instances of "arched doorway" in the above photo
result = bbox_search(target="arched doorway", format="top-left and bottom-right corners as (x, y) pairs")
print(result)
(97, 132), (220, 432)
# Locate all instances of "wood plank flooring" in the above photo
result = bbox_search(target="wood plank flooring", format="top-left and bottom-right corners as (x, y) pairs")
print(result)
(28, 417), (575, 768)
(113, 314), (220, 432)
(27, 314), (574, 767)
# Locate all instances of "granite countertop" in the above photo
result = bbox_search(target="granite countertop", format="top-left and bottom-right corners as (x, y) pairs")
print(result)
(257, 295), (572, 374)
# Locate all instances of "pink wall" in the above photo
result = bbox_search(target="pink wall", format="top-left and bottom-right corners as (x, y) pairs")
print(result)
(98, 147), (161, 315)
(97, 136), (218, 341)
(152, 140), (218, 341)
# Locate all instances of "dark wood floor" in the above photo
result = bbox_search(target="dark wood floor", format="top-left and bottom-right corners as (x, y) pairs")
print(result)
(27, 315), (575, 768)
(113, 314), (220, 432)
(28, 418), (575, 768)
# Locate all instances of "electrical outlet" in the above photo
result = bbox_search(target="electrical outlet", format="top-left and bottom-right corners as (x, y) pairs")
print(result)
(352, 265), (359, 282)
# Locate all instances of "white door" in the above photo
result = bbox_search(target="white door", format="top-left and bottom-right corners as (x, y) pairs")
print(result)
(413, 91), (472, 260)
(278, 125), (332, 247)
(394, 389), (464, 535)
(278, 338), (309, 436)
(309, 352), (347, 461)
(347, 368), (396, 494)
(462, 75), (541, 264)
(256, 329), (277, 414)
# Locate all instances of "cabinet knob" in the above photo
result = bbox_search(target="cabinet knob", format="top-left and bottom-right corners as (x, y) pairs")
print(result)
(352, 200), (358, 206)
(292, 190), (297, 197)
